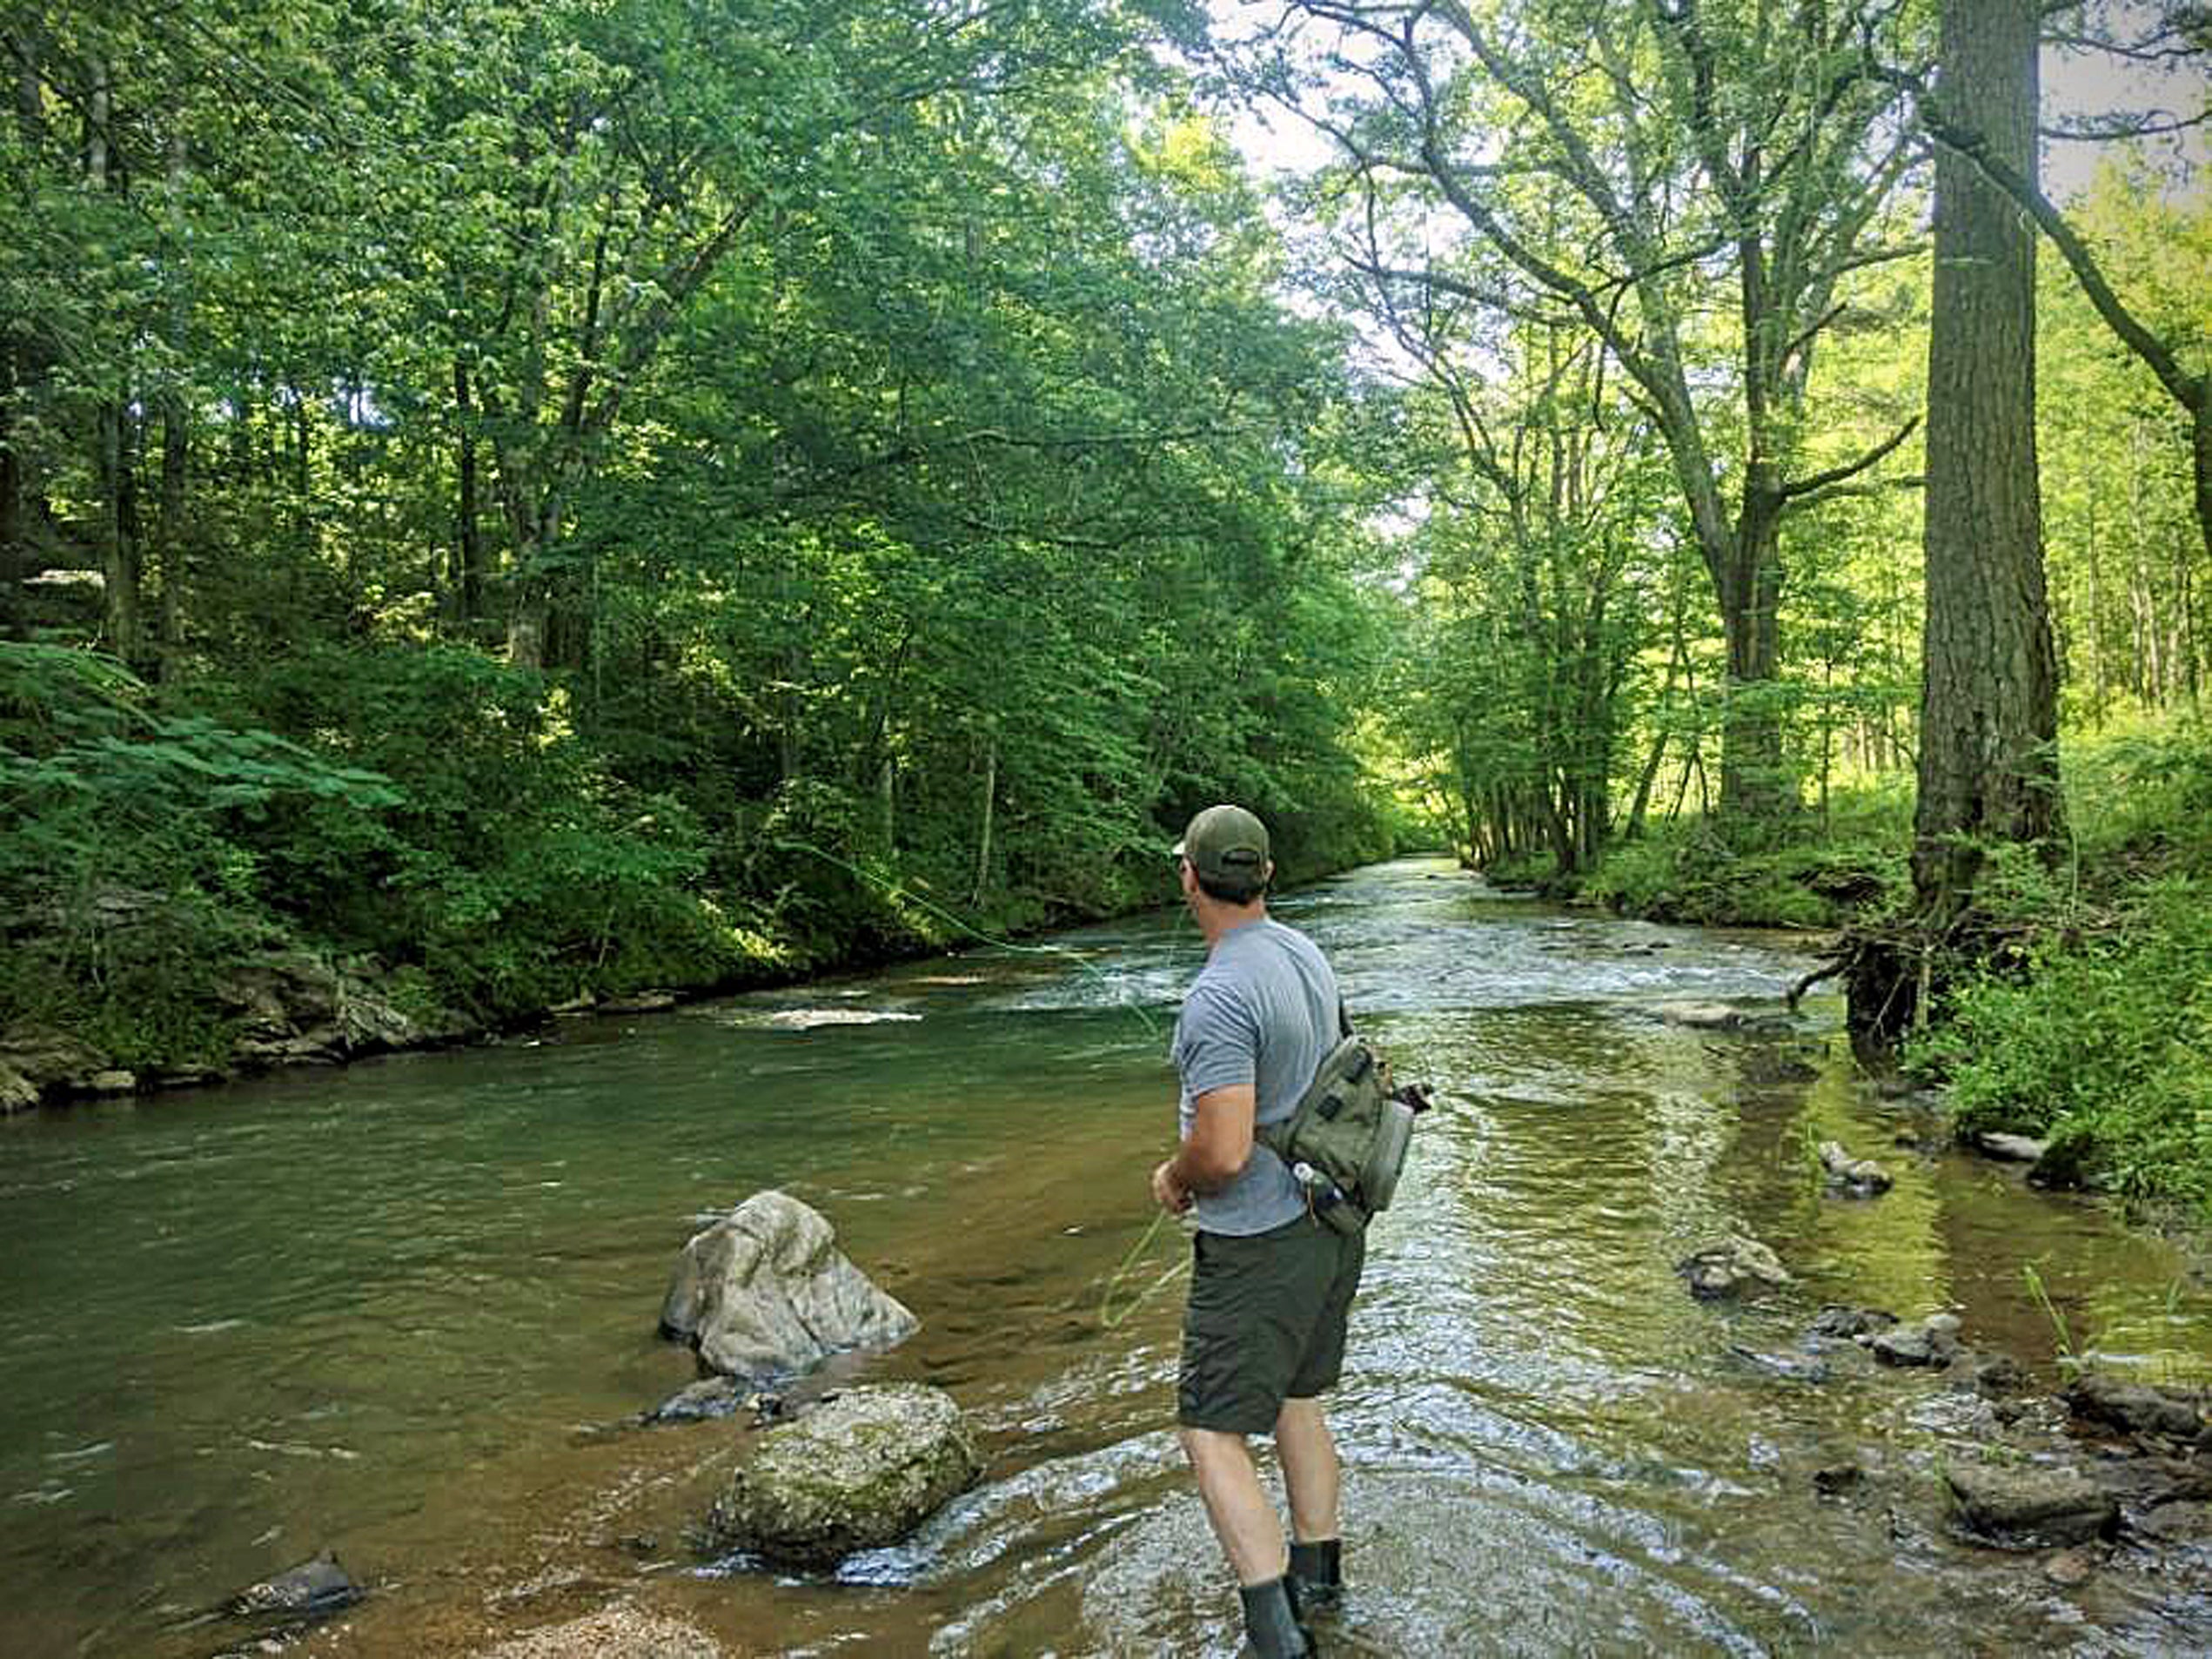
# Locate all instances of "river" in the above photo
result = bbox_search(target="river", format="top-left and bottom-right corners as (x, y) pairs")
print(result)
(3, 856), (2209, 1656)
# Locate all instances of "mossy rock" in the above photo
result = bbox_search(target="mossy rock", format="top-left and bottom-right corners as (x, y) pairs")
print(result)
(701, 1383), (979, 1568)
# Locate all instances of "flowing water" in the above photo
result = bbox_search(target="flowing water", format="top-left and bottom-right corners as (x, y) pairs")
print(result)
(4, 856), (2210, 1657)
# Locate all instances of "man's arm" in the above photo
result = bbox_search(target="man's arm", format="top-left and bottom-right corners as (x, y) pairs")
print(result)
(1152, 1084), (1257, 1213)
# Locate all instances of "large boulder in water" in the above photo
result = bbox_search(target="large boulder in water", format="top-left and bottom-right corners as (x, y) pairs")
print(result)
(660, 1192), (916, 1382)
(702, 1383), (979, 1568)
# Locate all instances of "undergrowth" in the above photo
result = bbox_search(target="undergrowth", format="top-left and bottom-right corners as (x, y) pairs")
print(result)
(1907, 716), (2212, 1217)
(1581, 784), (1912, 927)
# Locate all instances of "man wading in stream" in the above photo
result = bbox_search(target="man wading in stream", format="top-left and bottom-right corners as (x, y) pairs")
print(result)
(1152, 804), (1364, 1658)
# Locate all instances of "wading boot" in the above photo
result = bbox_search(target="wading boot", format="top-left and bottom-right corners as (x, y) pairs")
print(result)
(1238, 1575), (1313, 1657)
(1288, 1536), (1343, 1617)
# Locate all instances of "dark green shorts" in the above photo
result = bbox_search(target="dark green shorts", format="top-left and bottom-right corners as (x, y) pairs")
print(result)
(1178, 1212), (1366, 1434)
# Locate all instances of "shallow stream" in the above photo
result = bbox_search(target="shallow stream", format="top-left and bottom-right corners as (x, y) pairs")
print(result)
(4, 857), (2209, 1656)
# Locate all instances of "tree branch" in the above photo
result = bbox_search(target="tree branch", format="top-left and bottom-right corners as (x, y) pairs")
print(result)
(1877, 62), (2208, 415)
(1779, 416), (1920, 502)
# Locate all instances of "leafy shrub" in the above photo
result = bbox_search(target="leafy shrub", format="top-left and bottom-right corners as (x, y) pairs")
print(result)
(204, 645), (755, 1018)
(1583, 796), (1910, 927)
(0, 644), (399, 1064)
(1907, 719), (2212, 1215)
(1911, 876), (2212, 1212)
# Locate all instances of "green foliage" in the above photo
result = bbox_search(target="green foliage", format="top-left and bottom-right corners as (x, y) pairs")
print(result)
(2, 0), (1402, 1082)
(1913, 876), (2212, 1212)
(2039, 163), (2212, 724)
(0, 643), (399, 1064)
(204, 644), (757, 1018)
(1907, 721), (2212, 1215)
(1581, 787), (1912, 927)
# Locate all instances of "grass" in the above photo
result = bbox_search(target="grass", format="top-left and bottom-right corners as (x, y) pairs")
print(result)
(1907, 715), (2212, 1218)
(1582, 782), (1913, 928)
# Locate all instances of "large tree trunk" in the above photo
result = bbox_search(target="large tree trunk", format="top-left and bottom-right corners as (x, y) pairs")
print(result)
(153, 130), (190, 669)
(1851, 0), (2061, 1047)
(1913, 0), (2061, 910)
(157, 397), (187, 662)
(0, 339), (26, 593)
(2193, 394), (2212, 586)
(3, 30), (48, 594)
(88, 58), (146, 664)
(96, 399), (143, 664)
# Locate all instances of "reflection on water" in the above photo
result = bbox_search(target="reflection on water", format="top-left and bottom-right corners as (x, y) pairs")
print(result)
(2, 856), (2208, 1656)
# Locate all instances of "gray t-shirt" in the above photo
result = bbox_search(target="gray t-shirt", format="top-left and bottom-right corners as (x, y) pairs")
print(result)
(1170, 917), (1342, 1236)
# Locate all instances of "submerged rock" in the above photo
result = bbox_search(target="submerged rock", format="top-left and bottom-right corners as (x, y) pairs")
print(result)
(1656, 1001), (1747, 1031)
(2044, 1544), (2101, 1587)
(2139, 1501), (2212, 1544)
(1945, 1460), (2117, 1547)
(702, 1383), (979, 1568)
(650, 1377), (747, 1423)
(1676, 1235), (1791, 1300)
(1862, 1313), (1961, 1368)
(647, 1379), (788, 1427)
(600, 991), (679, 1015)
(1727, 1344), (1832, 1385)
(226, 1551), (363, 1619)
(1813, 1462), (1863, 1496)
(1810, 1305), (1897, 1340)
(1818, 1140), (1893, 1197)
(1970, 1353), (2032, 1399)
(660, 1191), (917, 1383)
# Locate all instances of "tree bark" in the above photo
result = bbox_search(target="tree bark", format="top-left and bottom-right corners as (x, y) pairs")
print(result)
(2, 29), (48, 593)
(88, 58), (144, 663)
(157, 398), (187, 662)
(1854, 0), (2061, 1048)
(1913, 0), (2061, 911)
(155, 130), (190, 668)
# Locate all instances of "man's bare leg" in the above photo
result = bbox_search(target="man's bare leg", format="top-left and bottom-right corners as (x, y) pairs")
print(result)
(1272, 1396), (1339, 1543)
(1177, 1426), (1287, 1583)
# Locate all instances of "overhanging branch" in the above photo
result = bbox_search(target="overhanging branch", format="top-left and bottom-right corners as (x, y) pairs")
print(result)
(1778, 417), (1920, 503)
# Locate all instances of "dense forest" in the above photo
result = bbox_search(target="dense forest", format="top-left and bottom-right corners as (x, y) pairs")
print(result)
(2, 3), (2207, 1209)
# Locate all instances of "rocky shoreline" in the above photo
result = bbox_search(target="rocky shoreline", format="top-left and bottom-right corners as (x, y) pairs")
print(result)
(2, 933), (931, 1116)
(0, 950), (470, 1112)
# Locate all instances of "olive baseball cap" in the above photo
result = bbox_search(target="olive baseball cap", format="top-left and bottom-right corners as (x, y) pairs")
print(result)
(1173, 804), (1271, 897)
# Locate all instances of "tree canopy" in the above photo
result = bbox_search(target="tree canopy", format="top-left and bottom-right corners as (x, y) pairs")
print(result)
(1, 2), (2207, 1123)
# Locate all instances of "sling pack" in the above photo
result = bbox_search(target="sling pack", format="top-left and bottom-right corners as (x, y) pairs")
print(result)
(1257, 1004), (1430, 1235)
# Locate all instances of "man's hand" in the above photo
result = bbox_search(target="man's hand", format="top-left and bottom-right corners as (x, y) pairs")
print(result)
(1151, 1159), (1192, 1214)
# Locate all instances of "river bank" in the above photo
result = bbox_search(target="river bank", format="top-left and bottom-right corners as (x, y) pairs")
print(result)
(0, 838), (1423, 1116)
(1482, 736), (2212, 1235)
(0, 885), (1111, 1115)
